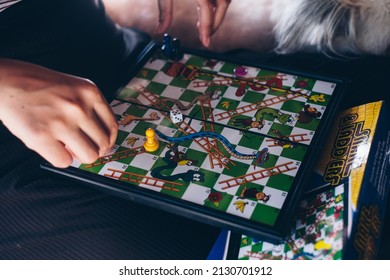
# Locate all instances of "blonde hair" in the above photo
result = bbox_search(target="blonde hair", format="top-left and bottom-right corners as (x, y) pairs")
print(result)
(271, 0), (390, 56)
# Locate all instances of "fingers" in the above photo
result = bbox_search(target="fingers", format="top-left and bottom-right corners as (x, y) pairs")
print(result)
(49, 83), (118, 167)
(92, 98), (118, 155)
(75, 86), (118, 161)
(196, 0), (214, 47)
(212, 0), (230, 33)
(32, 139), (74, 169)
(156, 0), (173, 34)
(196, 0), (231, 47)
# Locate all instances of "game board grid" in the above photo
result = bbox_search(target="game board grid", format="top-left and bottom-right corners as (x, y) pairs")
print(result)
(62, 46), (344, 241)
(236, 184), (345, 260)
(116, 66), (332, 145)
(71, 98), (314, 226)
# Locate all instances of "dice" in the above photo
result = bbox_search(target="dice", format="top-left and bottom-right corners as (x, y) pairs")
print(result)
(170, 109), (183, 123)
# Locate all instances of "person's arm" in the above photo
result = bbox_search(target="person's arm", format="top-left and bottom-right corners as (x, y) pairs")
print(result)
(156, 0), (231, 47)
(0, 59), (118, 168)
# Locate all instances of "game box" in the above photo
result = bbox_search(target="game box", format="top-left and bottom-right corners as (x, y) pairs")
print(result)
(220, 101), (390, 259)
(42, 40), (347, 242)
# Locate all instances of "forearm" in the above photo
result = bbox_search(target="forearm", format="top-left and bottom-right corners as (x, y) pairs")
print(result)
(102, 0), (275, 52)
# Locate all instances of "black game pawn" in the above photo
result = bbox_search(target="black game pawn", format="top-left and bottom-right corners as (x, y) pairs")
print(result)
(172, 37), (183, 61)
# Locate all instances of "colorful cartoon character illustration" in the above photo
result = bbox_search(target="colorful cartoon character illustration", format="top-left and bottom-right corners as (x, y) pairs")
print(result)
(166, 145), (198, 166)
(309, 94), (326, 103)
(151, 146), (204, 183)
(208, 192), (223, 207)
(119, 112), (160, 126)
(230, 108), (293, 131)
(204, 59), (218, 69)
(255, 107), (293, 125)
(234, 200), (248, 213)
(248, 77), (284, 91)
(230, 117), (265, 130)
(163, 62), (198, 79)
(163, 61), (185, 77)
(270, 129), (295, 149)
(239, 186), (271, 203)
(125, 137), (139, 147)
(296, 104), (322, 124)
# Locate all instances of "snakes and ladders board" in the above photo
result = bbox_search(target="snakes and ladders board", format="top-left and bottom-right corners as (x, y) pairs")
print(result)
(43, 43), (347, 241)
(230, 183), (347, 260)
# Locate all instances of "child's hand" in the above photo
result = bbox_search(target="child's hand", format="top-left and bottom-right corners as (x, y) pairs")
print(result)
(0, 59), (118, 168)
(156, 0), (231, 47)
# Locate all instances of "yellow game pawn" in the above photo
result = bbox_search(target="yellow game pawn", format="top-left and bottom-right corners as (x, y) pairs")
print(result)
(144, 128), (159, 152)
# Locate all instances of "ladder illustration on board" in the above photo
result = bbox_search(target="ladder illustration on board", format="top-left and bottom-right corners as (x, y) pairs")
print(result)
(104, 168), (183, 192)
(136, 85), (235, 169)
(220, 161), (297, 190)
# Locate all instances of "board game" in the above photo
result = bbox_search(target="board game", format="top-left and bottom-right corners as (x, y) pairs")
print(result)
(42, 41), (346, 242)
(228, 183), (348, 260)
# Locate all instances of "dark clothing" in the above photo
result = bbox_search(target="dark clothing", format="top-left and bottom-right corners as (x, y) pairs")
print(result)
(0, 0), (220, 259)
(0, 0), (147, 96)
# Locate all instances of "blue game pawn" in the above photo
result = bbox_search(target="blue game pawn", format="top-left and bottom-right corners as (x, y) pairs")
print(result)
(161, 33), (174, 59)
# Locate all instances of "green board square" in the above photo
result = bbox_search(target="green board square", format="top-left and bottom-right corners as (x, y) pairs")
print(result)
(115, 146), (139, 165)
(117, 87), (139, 100)
(125, 165), (149, 176)
(180, 89), (206, 103)
(215, 97), (240, 111)
(240, 236), (253, 247)
(242, 90), (266, 104)
(266, 174), (294, 192)
(257, 69), (278, 77)
(194, 168), (220, 188)
(185, 55), (206, 68)
(204, 191), (233, 212)
(131, 121), (157, 136)
(251, 242), (263, 253)
(146, 81), (167, 95)
(186, 104), (203, 120)
(181, 147), (208, 168)
(161, 184), (190, 198)
(280, 145), (307, 162)
(221, 159), (251, 178)
(295, 227), (306, 239)
(116, 130), (130, 146)
(281, 100), (306, 114)
(295, 117), (321, 131)
(124, 105), (151, 117)
(251, 204), (279, 226)
(293, 77), (315, 90)
(260, 153), (279, 169)
(269, 123), (293, 139)
(219, 62), (238, 75)
(207, 84), (228, 95)
(135, 67), (158, 81)
(305, 213), (316, 225)
(326, 207), (335, 216)
(159, 118), (178, 129)
(169, 76), (191, 88)
(237, 133), (264, 151)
